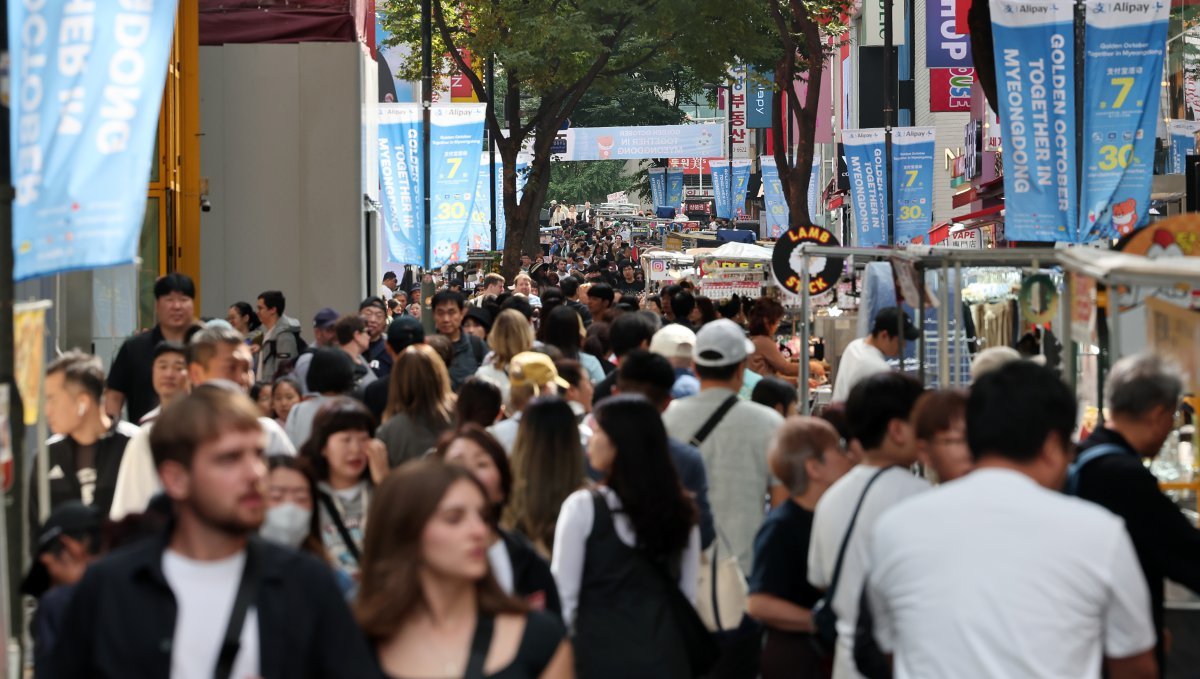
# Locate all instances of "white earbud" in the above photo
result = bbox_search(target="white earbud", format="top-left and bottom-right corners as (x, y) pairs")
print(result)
(77, 402), (86, 417)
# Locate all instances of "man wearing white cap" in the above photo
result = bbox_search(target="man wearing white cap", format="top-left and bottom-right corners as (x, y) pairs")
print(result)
(649, 324), (701, 399)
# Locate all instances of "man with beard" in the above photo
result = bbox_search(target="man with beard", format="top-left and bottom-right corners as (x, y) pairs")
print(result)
(52, 387), (379, 677)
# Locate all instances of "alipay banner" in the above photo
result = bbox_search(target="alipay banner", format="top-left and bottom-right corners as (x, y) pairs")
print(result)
(378, 105), (424, 266)
(467, 155), (527, 252)
(732, 160), (752, 219)
(891, 127), (936, 245)
(761, 157), (788, 238)
(10, 0), (179, 280)
(712, 164), (732, 219)
(648, 168), (667, 207)
(428, 105), (486, 268)
(1079, 0), (1167, 241)
(564, 124), (724, 161)
(843, 129), (889, 246)
(666, 167), (686, 207)
(747, 70), (775, 129)
(991, 0), (1077, 242)
(1168, 120), (1200, 175)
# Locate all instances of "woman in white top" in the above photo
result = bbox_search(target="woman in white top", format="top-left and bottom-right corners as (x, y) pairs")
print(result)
(551, 395), (700, 678)
(476, 309), (535, 408)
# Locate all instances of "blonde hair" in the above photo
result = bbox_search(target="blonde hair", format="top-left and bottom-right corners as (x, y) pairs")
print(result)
(384, 344), (454, 428)
(487, 310), (534, 371)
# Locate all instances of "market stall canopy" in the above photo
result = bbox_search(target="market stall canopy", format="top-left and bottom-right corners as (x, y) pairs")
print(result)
(1057, 248), (1200, 289)
(704, 242), (775, 262)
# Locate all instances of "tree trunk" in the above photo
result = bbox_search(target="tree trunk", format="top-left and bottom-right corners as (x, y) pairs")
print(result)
(771, 0), (826, 231)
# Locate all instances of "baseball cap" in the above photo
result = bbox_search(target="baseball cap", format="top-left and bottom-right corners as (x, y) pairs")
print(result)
(22, 502), (101, 597)
(693, 319), (756, 367)
(650, 324), (697, 361)
(359, 297), (387, 314)
(872, 306), (920, 341)
(387, 316), (425, 353)
(312, 307), (339, 329)
(509, 352), (571, 391)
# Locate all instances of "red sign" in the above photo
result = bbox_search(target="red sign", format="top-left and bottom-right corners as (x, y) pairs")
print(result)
(669, 158), (721, 175)
(930, 68), (974, 112)
(450, 49), (479, 102)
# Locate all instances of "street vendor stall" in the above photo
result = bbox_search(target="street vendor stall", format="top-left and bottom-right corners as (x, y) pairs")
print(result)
(696, 242), (773, 301)
(640, 250), (695, 291)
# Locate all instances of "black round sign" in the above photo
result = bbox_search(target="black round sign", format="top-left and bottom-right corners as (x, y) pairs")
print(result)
(771, 225), (843, 296)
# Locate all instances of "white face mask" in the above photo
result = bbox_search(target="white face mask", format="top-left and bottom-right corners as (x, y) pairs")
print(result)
(260, 503), (312, 548)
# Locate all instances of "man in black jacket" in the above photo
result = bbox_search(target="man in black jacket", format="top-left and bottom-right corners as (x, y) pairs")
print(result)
(52, 386), (380, 678)
(1073, 353), (1195, 676)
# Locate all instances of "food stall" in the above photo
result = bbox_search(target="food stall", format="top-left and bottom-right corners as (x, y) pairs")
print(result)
(640, 250), (696, 291)
(695, 242), (773, 301)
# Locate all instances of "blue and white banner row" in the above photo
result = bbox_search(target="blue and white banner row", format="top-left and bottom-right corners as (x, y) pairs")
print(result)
(990, 0), (1078, 243)
(378, 103), (486, 268)
(843, 129), (889, 247)
(1079, 0), (1167, 240)
(466, 155), (529, 252)
(10, 0), (179, 280)
(666, 167), (686, 208)
(563, 124), (725, 161)
(891, 127), (936, 245)
(760, 158), (825, 237)
(712, 159), (753, 219)
(1168, 120), (1200, 176)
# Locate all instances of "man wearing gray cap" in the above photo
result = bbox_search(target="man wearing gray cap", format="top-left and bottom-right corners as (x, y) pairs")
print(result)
(291, 308), (339, 396)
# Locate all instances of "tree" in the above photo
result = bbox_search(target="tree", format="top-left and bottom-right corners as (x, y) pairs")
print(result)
(547, 161), (633, 206)
(379, 0), (764, 279)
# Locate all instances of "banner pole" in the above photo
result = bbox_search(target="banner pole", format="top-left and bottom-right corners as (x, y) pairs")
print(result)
(1074, 0), (1085, 243)
(727, 83), (734, 221)
(884, 0), (896, 245)
(421, 0), (433, 271)
(487, 55), (498, 252)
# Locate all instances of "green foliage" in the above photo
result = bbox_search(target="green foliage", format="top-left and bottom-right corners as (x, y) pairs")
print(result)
(547, 161), (634, 205)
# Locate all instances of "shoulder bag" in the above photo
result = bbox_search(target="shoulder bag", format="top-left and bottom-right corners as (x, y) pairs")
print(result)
(215, 539), (262, 679)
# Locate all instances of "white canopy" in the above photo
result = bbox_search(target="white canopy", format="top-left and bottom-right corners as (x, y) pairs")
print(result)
(1057, 247), (1200, 287)
(702, 241), (774, 262)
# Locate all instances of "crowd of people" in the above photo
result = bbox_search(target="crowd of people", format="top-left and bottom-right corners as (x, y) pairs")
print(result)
(21, 226), (1200, 678)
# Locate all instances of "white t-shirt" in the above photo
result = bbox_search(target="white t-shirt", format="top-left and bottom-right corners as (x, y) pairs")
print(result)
(808, 464), (930, 679)
(866, 468), (1155, 679)
(831, 338), (892, 403)
(487, 539), (516, 594)
(551, 486), (700, 628)
(162, 550), (260, 679)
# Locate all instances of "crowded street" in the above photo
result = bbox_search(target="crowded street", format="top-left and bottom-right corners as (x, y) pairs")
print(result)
(1, 0), (1200, 678)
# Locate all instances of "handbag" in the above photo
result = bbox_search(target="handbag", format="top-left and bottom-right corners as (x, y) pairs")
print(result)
(696, 525), (748, 633)
(810, 466), (892, 657)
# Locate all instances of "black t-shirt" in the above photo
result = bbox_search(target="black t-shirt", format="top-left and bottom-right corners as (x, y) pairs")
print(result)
(364, 339), (393, 379)
(105, 326), (165, 423)
(748, 500), (821, 609)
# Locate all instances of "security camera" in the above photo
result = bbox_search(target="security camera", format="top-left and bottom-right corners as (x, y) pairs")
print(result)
(200, 196), (212, 212)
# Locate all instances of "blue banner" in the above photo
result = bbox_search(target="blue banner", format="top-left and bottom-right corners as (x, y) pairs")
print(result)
(1079, 0), (1167, 241)
(648, 168), (667, 207)
(564, 124), (725, 160)
(748, 71), (775, 129)
(991, 0), (1077, 242)
(808, 159), (825, 227)
(762, 158), (788, 238)
(10, 1), (179, 280)
(843, 129), (889, 246)
(1168, 120), (1200, 175)
(666, 167), (685, 207)
(495, 157), (528, 251)
(712, 164), (732, 219)
(732, 160), (752, 220)
(379, 106), (424, 266)
(891, 127), (936, 245)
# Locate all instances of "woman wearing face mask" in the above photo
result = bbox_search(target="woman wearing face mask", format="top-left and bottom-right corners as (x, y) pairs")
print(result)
(356, 460), (573, 679)
(436, 425), (562, 619)
(300, 397), (389, 595)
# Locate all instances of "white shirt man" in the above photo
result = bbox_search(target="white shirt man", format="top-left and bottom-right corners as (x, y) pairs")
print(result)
(831, 306), (919, 403)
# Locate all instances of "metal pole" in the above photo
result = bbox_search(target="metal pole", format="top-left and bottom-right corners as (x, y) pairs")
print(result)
(800, 250), (812, 413)
(421, 0), (433, 270)
(917, 264), (927, 386)
(487, 56), (497, 252)
(884, 0), (896, 245)
(939, 263), (950, 386)
(727, 84), (734, 222)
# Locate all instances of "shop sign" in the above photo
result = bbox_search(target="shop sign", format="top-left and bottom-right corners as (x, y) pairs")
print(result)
(930, 68), (975, 112)
(948, 228), (982, 248)
(771, 225), (843, 296)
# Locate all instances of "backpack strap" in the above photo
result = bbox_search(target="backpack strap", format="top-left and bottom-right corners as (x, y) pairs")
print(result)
(1065, 443), (1129, 496)
(317, 491), (362, 563)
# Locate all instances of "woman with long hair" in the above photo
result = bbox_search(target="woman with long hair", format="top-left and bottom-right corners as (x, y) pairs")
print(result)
(300, 396), (388, 593)
(551, 395), (699, 678)
(476, 309), (536, 407)
(538, 306), (605, 385)
(376, 344), (455, 467)
(226, 301), (261, 337)
(503, 397), (586, 558)
(356, 460), (573, 678)
(746, 297), (799, 383)
(689, 295), (719, 327)
(436, 426), (562, 618)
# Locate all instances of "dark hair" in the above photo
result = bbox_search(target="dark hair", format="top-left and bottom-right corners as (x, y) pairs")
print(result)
(383, 271), (398, 282)
(150, 385), (262, 469)
(967, 361), (1076, 463)
(46, 350), (105, 402)
(594, 395), (695, 559)
(583, 322), (611, 361)
(672, 291), (696, 319)
(645, 294), (662, 310)
(554, 359), (586, 388)
(425, 335), (455, 367)
(616, 350), (675, 408)
(609, 312), (656, 358)
(455, 378), (503, 427)
(154, 272), (196, 300)
(539, 305), (583, 359)
(305, 347), (356, 395)
(435, 424), (513, 511)
(587, 283), (615, 304)
(661, 285), (682, 302)
(257, 290), (285, 315)
(501, 295), (534, 321)
(300, 396), (377, 481)
(187, 325), (244, 368)
(752, 377), (798, 413)
(693, 296), (718, 326)
(249, 381), (272, 403)
(747, 298), (786, 337)
(431, 290), (466, 310)
(334, 314), (367, 346)
(695, 361), (740, 381)
(559, 276), (581, 298)
(267, 454), (328, 559)
(845, 373), (925, 450)
(153, 341), (188, 362)
(355, 461), (524, 643)
(272, 375), (303, 401)
(229, 301), (261, 331)
(912, 390), (968, 441)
